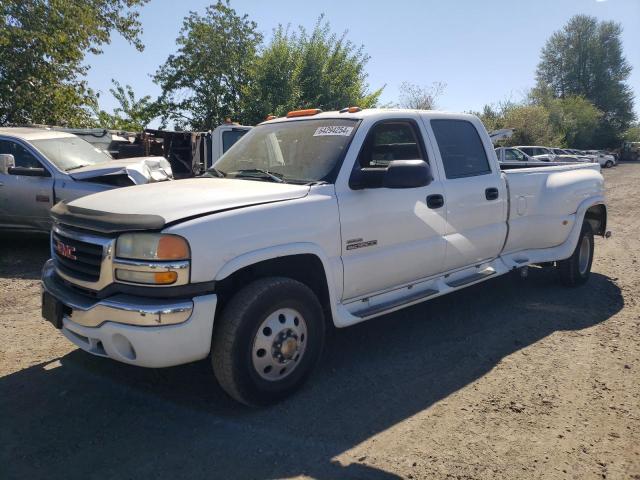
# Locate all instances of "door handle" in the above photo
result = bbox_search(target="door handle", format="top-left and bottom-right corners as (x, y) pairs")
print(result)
(426, 194), (444, 209)
(485, 187), (499, 201)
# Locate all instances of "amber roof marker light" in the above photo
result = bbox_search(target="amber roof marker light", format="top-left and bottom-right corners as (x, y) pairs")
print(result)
(339, 106), (362, 113)
(286, 108), (322, 118)
(265, 114), (277, 121)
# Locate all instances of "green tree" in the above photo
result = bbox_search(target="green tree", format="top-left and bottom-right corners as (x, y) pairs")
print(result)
(154, 1), (262, 130)
(93, 80), (158, 131)
(475, 101), (561, 147)
(0, 0), (148, 126)
(547, 96), (602, 149)
(536, 15), (635, 147)
(504, 105), (561, 146)
(623, 124), (640, 143)
(242, 17), (382, 124)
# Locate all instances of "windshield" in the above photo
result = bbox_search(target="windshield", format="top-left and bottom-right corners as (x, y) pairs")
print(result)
(31, 136), (111, 171)
(211, 119), (358, 183)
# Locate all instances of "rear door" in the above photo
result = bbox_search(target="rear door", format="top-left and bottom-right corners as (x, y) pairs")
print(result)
(426, 118), (507, 272)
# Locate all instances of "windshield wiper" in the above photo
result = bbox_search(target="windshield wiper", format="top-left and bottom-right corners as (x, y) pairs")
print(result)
(230, 169), (285, 183)
(204, 167), (226, 178)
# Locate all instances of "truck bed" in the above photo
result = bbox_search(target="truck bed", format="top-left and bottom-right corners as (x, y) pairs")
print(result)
(500, 161), (598, 171)
(501, 162), (602, 255)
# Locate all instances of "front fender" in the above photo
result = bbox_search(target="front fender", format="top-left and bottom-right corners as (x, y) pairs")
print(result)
(215, 242), (343, 327)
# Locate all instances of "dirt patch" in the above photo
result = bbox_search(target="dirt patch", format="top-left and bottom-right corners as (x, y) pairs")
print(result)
(1, 165), (639, 479)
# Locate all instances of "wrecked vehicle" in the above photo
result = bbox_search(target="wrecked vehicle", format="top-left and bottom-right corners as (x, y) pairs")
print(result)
(143, 123), (252, 178)
(0, 128), (172, 233)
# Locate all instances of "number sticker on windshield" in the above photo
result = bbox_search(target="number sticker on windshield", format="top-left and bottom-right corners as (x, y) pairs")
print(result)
(313, 126), (354, 137)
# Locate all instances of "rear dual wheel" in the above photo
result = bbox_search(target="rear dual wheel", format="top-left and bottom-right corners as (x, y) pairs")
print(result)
(211, 277), (325, 406)
(557, 222), (594, 286)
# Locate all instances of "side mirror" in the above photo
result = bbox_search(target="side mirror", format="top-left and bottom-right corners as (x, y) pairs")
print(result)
(383, 160), (433, 189)
(8, 166), (49, 177)
(0, 154), (15, 174)
(349, 159), (433, 190)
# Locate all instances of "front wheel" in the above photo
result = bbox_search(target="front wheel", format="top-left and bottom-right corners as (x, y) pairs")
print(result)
(605, 160), (613, 168)
(211, 277), (325, 406)
(556, 222), (594, 286)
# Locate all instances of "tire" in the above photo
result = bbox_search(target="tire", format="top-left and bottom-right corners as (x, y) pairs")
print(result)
(211, 277), (325, 406)
(605, 160), (613, 168)
(557, 222), (594, 287)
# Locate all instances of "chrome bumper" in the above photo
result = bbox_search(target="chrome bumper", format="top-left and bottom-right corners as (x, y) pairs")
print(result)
(41, 259), (193, 327)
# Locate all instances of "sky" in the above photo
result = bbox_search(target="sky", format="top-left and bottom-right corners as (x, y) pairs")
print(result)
(85, 0), (640, 124)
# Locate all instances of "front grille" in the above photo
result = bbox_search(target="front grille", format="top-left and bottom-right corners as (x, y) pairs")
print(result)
(52, 230), (103, 283)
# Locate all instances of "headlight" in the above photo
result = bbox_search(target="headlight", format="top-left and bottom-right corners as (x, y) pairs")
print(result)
(114, 234), (190, 286)
(116, 233), (190, 260)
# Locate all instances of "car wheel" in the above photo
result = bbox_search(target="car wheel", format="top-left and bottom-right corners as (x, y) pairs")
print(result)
(211, 277), (325, 406)
(557, 222), (594, 287)
(605, 160), (613, 168)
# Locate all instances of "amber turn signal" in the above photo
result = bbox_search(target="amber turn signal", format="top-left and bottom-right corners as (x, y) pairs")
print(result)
(157, 235), (190, 260)
(154, 271), (178, 284)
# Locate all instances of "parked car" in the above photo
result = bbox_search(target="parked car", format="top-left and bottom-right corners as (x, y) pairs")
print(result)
(494, 146), (547, 167)
(550, 148), (593, 163)
(514, 146), (556, 162)
(516, 146), (589, 164)
(42, 108), (607, 405)
(585, 150), (616, 168)
(0, 127), (172, 233)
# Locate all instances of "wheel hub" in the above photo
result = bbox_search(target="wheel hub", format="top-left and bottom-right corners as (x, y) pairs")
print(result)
(273, 330), (299, 362)
(252, 308), (307, 381)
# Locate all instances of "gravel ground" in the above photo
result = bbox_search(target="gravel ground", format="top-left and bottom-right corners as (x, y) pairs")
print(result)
(0, 164), (638, 480)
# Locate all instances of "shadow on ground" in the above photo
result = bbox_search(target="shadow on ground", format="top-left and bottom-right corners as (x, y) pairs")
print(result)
(0, 233), (50, 280)
(0, 267), (623, 479)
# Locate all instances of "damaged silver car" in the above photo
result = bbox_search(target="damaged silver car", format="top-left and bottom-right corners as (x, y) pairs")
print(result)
(0, 127), (172, 233)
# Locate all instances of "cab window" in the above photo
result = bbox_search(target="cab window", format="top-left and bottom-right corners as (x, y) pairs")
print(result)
(431, 119), (491, 178)
(0, 140), (42, 170)
(357, 121), (424, 169)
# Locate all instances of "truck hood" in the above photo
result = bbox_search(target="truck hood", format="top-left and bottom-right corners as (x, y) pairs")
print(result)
(51, 178), (311, 233)
(68, 156), (173, 184)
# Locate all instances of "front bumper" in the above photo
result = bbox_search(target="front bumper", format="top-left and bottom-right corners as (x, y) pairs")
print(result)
(41, 260), (217, 368)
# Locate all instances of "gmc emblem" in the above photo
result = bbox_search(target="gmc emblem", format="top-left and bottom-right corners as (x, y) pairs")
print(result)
(56, 240), (77, 260)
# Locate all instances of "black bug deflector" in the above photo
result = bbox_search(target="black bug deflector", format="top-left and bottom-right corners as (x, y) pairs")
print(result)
(51, 202), (166, 234)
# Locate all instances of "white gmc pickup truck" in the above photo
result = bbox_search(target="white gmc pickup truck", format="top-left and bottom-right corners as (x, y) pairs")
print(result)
(41, 108), (607, 406)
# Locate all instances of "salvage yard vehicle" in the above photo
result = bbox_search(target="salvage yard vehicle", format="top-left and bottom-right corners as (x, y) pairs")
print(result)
(516, 145), (589, 163)
(41, 108), (607, 406)
(585, 150), (616, 168)
(515, 145), (556, 162)
(143, 123), (252, 178)
(494, 146), (546, 167)
(550, 147), (593, 163)
(0, 128), (173, 233)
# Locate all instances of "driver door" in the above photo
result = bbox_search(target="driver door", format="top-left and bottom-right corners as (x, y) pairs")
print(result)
(0, 139), (54, 231)
(336, 119), (447, 300)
